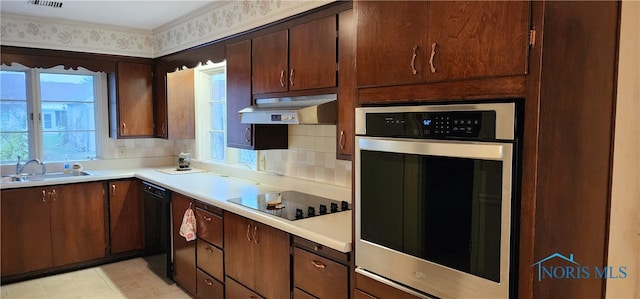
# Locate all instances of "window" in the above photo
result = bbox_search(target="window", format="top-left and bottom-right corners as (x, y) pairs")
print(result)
(194, 62), (257, 168)
(0, 65), (101, 164)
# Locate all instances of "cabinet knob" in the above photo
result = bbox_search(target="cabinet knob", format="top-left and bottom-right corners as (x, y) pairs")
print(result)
(429, 42), (437, 73)
(252, 225), (259, 244)
(289, 68), (295, 86)
(246, 223), (252, 242)
(204, 278), (214, 286)
(411, 45), (418, 75)
(205, 246), (214, 253)
(121, 122), (127, 135)
(203, 215), (212, 222)
(279, 70), (286, 88)
(311, 260), (326, 269)
(339, 130), (346, 150)
(42, 190), (46, 203)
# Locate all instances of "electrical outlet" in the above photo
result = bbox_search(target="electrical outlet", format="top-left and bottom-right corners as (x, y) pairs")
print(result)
(118, 146), (126, 158)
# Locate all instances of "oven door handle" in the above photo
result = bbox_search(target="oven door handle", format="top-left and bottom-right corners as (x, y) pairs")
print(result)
(356, 136), (511, 161)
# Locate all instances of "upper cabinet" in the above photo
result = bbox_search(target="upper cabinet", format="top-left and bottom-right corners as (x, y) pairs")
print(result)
(252, 15), (338, 95)
(226, 40), (288, 150)
(109, 61), (155, 138)
(356, 1), (530, 88)
(165, 68), (195, 139)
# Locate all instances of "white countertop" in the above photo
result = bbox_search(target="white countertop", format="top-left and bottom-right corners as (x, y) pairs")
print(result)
(1, 167), (352, 253)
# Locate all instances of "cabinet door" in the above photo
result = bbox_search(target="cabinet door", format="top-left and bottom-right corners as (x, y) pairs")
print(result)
(50, 182), (106, 266)
(337, 9), (355, 160)
(227, 40), (254, 149)
(109, 180), (143, 254)
(253, 222), (291, 299)
(172, 193), (197, 295)
(425, 1), (530, 82)
(224, 213), (256, 290)
(1, 188), (53, 276)
(252, 30), (289, 94)
(114, 61), (154, 137)
(356, 1), (428, 87)
(166, 68), (195, 139)
(289, 15), (337, 91)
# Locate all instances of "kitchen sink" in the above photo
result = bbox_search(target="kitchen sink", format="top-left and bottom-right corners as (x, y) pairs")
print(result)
(4, 171), (92, 182)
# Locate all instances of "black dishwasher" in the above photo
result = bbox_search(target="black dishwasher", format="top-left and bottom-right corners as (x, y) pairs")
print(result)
(142, 181), (173, 283)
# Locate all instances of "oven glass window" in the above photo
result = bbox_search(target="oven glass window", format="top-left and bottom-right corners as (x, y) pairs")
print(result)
(360, 150), (503, 282)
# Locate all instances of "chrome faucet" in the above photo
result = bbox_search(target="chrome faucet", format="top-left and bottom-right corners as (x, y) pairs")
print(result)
(16, 156), (47, 175)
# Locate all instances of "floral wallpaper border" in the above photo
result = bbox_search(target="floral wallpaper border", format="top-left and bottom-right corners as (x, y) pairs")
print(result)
(0, 0), (334, 58)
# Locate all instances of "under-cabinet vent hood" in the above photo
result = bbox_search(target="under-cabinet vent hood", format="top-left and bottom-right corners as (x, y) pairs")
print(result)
(239, 94), (337, 125)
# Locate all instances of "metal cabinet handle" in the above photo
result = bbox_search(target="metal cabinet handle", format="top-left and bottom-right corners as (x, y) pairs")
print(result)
(51, 189), (57, 202)
(429, 42), (437, 73)
(411, 45), (418, 75)
(311, 261), (326, 269)
(339, 131), (346, 150)
(204, 278), (214, 286)
(121, 122), (126, 135)
(42, 190), (46, 203)
(289, 68), (295, 86)
(203, 215), (212, 222)
(244, 127), (251, 143)
(112, 184), (116, 196)
(205, 246), (214, 253)
(246, 224), (252, 242)
(279, 70), (286, 87)
(252, 225), (259, 244)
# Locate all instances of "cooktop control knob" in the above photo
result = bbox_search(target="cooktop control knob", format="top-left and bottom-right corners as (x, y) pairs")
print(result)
(341, 200), (349, 211)
(330, 202), (338, 213)
(308, 207), (316, 217)
(319, 204), (327, 215)
(295, 209), (304, 220)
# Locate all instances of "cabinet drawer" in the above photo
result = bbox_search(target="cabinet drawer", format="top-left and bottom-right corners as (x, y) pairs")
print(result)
(355, 289), (377, 299)
(294, 287), (318, 299)
(196, 208), (223, 247)
(294, 247), (348, 299)
(226, 276), (264, 299)
(196, 269), (223, 299)
(196, 240), (223, 282)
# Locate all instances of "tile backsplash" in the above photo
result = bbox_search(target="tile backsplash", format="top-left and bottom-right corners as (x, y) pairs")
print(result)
(261, 125), (352, 187)
(102, 138), (177, 159)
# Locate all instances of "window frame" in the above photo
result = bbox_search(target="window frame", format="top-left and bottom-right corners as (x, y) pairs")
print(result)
(0, 64), (105, 164)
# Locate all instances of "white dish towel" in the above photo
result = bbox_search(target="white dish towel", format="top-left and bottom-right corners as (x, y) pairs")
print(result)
(179, 207), (196, 241)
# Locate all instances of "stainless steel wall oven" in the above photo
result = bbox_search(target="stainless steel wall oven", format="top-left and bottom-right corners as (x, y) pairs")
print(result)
(355, 102), (521, 298)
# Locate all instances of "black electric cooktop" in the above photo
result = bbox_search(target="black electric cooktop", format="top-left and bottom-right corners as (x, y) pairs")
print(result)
(228, 190), (350, 221)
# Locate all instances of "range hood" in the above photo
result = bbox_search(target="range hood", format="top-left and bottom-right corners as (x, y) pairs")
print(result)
(239, 94), (337, 125)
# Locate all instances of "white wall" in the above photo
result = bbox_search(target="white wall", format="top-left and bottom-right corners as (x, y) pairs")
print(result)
(606, 1), (640, 298)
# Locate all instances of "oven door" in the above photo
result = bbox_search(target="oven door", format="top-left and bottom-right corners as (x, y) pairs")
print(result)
(355, 136), (514, 298)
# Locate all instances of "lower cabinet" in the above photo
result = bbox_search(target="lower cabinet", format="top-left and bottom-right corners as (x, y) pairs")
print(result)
(195, 202), (225, 298)
(224, 212), (290, 299)
(171, 192), (197, 295)
(1, 182), (106, 278)
(196, 268), (224, 299)
(108, 179), (143, 254)
(226, 276), (264, 299)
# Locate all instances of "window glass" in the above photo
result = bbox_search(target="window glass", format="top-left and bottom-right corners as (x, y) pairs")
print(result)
(0, 66), (99, 164)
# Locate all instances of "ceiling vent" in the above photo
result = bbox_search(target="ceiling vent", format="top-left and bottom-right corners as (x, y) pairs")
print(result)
(27, 0), (63, 8)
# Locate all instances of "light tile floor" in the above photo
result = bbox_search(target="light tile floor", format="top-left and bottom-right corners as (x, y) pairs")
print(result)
(0, 258), (192, 299)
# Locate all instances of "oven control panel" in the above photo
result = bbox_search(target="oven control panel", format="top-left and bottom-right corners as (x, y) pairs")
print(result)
(366, 111), (496, 139)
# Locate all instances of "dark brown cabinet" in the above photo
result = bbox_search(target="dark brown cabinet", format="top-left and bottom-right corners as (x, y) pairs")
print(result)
(337, 9), (356, 160)
(164, 68), (195, 139)
(196, 268), (224, 299)
(226, 276), (264, 299)
(293, 247), (348, 299)
(109, 61), (155, 138)
(171, 192), (196, 295)
(195, 203), (225, 298)
(1, 183), (106, 277)
(226, 40), (288, 150)
(252, 15), (337, 95)
(356, 1), (530, 88)
(108, 179), (143, 254)
(224, 212), (290, 299)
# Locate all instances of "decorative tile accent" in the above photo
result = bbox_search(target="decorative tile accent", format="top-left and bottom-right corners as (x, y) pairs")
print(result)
(1, 0), (335, 58)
